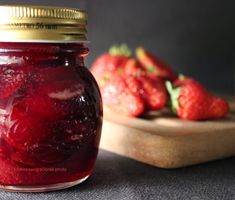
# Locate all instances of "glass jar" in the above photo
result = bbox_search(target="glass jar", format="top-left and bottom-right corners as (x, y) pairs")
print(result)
(0, 6), (102, 192)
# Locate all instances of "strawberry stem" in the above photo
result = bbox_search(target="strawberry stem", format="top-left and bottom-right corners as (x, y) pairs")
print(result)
(109, 44), (131, 57)
(165, 81), (181, 113)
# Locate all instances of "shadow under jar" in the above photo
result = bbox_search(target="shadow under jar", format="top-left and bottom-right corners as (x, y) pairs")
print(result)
(0, 6), (103, 192)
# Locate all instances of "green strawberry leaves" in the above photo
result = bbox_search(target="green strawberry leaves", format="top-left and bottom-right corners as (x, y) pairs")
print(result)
(146, 64), (158, 75)
(178, 73), (185, 80)
(109, 44), (132, 57)
(165, 81), (181, 113)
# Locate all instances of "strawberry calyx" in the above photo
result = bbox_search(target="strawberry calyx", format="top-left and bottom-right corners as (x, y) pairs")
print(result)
(146, 64), (158, 75)
(165, 81), (181, 113)
(109, 44), (131, 57)
(178, 73), (185, 80)
(136, 47), (159, 75)
(135, 47), (145, 59)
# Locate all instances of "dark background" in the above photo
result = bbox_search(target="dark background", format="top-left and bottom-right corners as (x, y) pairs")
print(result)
(1, 0), (235, 95)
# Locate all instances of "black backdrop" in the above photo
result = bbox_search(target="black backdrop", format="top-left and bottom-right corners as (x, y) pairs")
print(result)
(0, 0), (235, 95)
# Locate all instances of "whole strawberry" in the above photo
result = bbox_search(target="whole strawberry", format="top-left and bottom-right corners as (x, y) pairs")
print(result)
(91, 44), (131, 87)
(102, 74), (145, 117)
(136, 47), (177, 81)
(123, 59), (168, 110)
(166, 79), (230, 120)
(102, 73), (168, 117)
(136, 75), (168, 110)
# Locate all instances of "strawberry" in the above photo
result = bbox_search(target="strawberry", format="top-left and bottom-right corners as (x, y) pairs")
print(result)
(125, 73), (168, 110)
(166, 81), (230, 120)
(123, 58), (145, 76)
(102, 74), (145, 117)
(102, 72), (168, 116)
(136, 75), (168, 110)
(136, 47), (177, 81)
(173, 74), (201, 87)
(91, 44), (131, 87)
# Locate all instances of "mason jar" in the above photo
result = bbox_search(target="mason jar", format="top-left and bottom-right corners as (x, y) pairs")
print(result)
(0, 5), (103, 192)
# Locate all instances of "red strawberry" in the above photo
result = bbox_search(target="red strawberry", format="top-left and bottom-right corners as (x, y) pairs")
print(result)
(166, 81), (230, 120)
(136, 47), (177, 81)
(136, 75), (168, 110)
(91, 44), (131, 86)
(123, 58), (145, 76)
(0, 66), (28, 98)
(102, 74), (145, 117)
(174, 74), (201, 87)
(124, 73), (168, 110)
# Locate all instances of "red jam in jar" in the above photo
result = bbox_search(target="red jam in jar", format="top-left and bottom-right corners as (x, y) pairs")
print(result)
(0, 6), (102, 192)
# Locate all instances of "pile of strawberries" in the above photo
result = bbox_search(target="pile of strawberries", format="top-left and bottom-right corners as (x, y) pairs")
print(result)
(91, 44), (229, 121)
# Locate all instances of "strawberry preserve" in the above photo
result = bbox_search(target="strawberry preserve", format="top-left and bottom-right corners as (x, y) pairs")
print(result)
(0, 6), (102, 192)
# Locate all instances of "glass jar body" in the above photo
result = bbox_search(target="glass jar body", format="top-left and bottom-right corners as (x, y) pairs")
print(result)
(0, 42), (102, 192)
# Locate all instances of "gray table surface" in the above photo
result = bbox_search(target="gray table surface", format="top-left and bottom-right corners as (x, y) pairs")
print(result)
(0, 150), (235, 200)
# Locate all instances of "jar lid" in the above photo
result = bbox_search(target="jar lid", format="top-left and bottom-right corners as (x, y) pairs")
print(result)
(0, 5), (88, 42)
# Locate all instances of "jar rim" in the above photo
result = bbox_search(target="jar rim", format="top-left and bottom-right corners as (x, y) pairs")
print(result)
(0, 5), (88, 42)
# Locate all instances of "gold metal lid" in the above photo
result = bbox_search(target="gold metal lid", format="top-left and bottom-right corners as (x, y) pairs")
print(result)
(0, 5), (88, 42)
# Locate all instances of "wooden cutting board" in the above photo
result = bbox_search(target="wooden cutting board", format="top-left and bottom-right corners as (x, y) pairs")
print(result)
(100, 99), (235, 168)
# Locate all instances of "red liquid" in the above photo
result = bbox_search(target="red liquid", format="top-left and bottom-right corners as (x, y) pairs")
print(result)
(0, 43), (102, 186)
